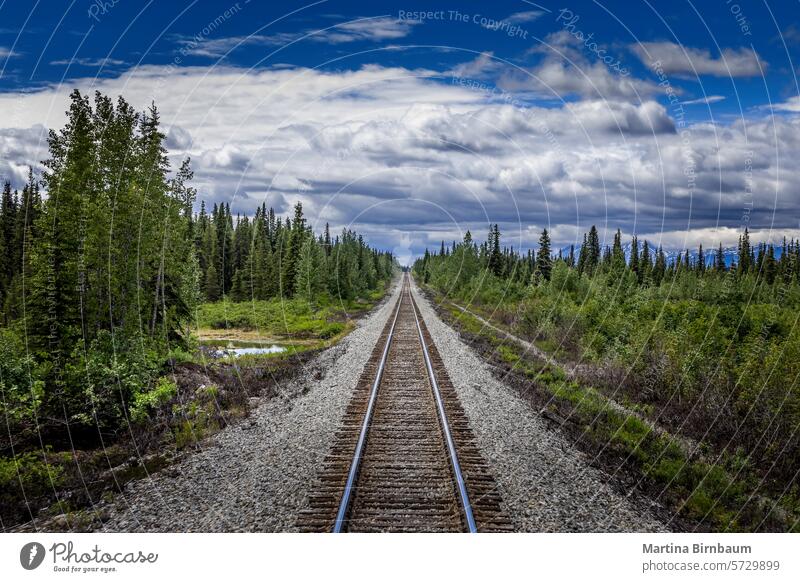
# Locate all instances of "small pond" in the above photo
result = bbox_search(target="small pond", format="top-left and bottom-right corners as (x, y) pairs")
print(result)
(221, 345), (287, 357)
(200, 339), (288, 358)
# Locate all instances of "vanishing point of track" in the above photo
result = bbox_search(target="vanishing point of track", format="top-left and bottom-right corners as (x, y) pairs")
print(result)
(298, 274), (511, 532)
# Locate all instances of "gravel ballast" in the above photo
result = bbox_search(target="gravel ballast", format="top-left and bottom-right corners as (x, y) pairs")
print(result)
(96, 282), (403, 532)
(410, 280), (668, 532)
(95, 276), (666, 532)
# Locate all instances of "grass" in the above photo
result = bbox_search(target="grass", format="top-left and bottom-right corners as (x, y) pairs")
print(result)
(439, 294), (799, 532)
(193, 289), (387, 365)
(195, 295), (377, 338)
(196, 298), (341, 337)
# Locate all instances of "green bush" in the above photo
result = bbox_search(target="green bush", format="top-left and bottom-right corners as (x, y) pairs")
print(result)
(0, 450), (64, 501)
(63, 331), (162, 428)
(130, 376), (178, 423)
(318, 322), (345, 339)
(0, 329), (43, 425)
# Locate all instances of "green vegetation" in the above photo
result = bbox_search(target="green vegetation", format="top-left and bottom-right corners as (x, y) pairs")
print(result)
(195, 193), (393, 305)
(196, 297), (356, 339)
(0, 450), (64, 498)
(0, 449), (65, 524)
(419, 225), (800, 531)
(0, 90), (395, 527)
(0, 90), (197, 439)
(130, 377), (178, 424)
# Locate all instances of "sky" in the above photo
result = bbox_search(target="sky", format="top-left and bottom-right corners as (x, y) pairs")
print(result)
(1, 0), (799, 262)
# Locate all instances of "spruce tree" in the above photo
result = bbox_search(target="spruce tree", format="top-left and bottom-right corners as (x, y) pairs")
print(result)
(295, 237), (324, 303)
(715, 242), (726, 272)
(738, 228), (751, 274)
(587, 225), (601, 274)
(577, 233), (588, 274)
(765, 245), (777, 284)
(535, 228), (552, 282)
(0, 182), (17, 290)
(488, 224), (503, 276)
(205, 261), (220, 301)
(611, 229), (625, 273)
(654, 246), (666, 285)
(640, 240), (651, 284)
(280, 202), (306, 296)
(630, 235), (639, 278)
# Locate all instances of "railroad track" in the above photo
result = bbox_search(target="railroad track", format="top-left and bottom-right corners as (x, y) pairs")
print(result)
(298, 274), (512, 532)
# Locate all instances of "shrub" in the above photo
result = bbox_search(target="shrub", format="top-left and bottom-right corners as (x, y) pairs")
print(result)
(0, 329), (43, 426)
(0, 450), (64, 523)
(64, 331), (162, 428)
(130, 376), (178, 423)
(318, 322), (345, 339)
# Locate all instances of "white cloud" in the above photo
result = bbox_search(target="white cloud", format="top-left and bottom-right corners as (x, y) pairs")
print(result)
(49, 57), (128, 67)
(632, 42), (766, 77)
(499, 58), (658, 100)
(321, 16), (421, 43)
(501, 31), (659, 100)
(769, 96), (800, 113)
(177, 16), (421, 58)
(0, 46), (19, 59)
(165, 125), (193, 150)
(0, 63), (796, 253)
(566, 100), (675, 135)
(506, 10), (543, 24)
(450, 52), (501, 79)
(680, 95), (726, 106)
(0, 125), (49, 185)
(639, 227), (800, 251)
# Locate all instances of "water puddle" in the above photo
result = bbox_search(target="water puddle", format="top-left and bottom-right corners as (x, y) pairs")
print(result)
(200, 340), (288, 358)
(222, 345), (287, 357)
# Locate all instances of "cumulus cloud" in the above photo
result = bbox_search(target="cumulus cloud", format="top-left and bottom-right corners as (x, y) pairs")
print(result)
(499, 59), (658, 101)
(165, 125), (193, 150)
(631, 42), (766, 77)
(566, 100), (675, 135)
(0, 63), (795, 254)
(0, 125), (48, 185)
(500, 31), (659, 100)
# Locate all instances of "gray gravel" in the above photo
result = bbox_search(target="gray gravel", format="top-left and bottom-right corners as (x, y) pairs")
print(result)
(93, 275), (667, 532)
(410, 280), (669, 532)
(95, 281), (403, 532)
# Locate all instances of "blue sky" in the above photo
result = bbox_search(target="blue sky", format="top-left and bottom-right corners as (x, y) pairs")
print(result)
(1, 0), (799, 259)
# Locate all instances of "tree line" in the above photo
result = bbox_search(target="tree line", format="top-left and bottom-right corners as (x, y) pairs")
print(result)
(415, 224), (800, 290)
(0, 89), (393, 438)
(194, 200), (393, 304)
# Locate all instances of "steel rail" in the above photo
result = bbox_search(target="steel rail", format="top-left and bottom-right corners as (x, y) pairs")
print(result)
(332, 278), (405, 533)
(409, 283), (478, 533)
